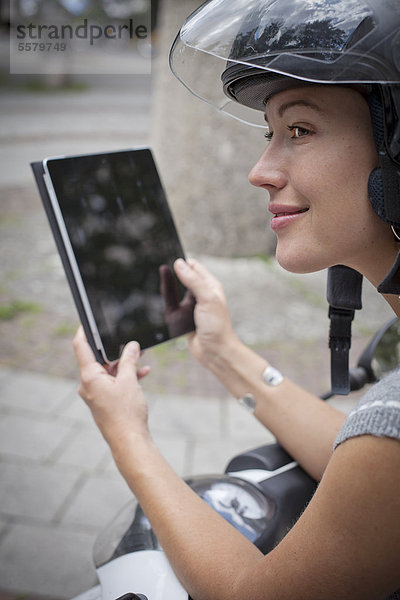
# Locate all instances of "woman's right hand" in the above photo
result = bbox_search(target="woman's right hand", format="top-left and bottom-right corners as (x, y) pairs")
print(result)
(174, 258), (240, 368)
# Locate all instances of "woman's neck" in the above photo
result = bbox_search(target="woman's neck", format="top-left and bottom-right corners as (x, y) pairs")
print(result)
(382, 293), (400, 319)
(355, 237), (400, 318)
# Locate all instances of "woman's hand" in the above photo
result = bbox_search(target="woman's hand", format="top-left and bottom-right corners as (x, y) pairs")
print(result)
(174, 258), (239, 367)
(73, 326), (151, 450)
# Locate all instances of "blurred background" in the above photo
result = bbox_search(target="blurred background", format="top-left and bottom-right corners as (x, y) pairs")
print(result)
(0, 1), (394, 598)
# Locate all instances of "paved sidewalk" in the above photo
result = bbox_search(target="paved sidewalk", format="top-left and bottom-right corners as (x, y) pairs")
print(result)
(0, 364), (276, 599)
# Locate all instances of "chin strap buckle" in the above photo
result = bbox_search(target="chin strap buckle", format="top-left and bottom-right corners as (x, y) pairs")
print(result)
(327, 266), (363, 395)
(328, 306), (356, 395)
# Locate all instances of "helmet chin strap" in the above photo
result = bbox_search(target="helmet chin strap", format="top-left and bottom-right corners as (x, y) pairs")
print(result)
(327, 265), (363, 395)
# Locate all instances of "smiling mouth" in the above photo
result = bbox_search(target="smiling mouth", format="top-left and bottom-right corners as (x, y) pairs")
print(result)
(274, 208), (309, 217)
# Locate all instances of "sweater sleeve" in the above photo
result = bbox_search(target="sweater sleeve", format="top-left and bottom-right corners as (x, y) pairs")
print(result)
(334, 368), (400, 449)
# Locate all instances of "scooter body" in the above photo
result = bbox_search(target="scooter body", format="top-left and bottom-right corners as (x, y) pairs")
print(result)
(83, 443), (316, 600)
(97, 552), (187, 600)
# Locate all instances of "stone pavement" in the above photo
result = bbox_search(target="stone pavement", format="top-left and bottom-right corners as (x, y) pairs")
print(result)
(0, 364), (277, 599)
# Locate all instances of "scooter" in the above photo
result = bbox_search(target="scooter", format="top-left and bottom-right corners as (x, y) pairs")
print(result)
(72, 317), (400, 600)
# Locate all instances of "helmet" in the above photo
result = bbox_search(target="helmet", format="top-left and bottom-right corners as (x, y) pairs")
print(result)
(170, 0), (400, 393)
(170, 0), (400, 238)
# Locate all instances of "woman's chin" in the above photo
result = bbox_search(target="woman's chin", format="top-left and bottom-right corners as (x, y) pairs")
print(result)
(275, 247), (326, 275)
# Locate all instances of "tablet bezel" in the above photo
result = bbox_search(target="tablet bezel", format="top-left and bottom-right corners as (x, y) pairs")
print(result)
(35, 148), (193, 363)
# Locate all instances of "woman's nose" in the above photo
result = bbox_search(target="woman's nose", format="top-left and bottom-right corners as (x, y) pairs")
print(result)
(248, 146), (287, 191)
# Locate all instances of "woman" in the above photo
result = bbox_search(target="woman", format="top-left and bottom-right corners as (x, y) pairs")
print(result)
(73, 1), (400, 597)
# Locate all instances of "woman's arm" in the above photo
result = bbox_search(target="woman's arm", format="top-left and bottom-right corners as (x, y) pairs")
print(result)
(174, 258), (345, 480)
(74, 330), (400, 600)
(123, 437), (400, 600)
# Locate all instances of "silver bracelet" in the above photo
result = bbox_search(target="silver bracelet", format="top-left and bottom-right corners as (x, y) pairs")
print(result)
(262, 365), (284, 386)
(237, 365), (284, 413)
(237, 393), (257, 413)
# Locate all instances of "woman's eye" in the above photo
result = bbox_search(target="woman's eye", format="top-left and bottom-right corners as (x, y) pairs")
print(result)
(287, 125), (311, 139)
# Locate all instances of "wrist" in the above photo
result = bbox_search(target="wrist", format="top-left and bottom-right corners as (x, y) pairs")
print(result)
(109, 427), (152, 466)
(207, 336), (270, 399)
(201, 330), (242, 370)
(193, 327), (239, 370)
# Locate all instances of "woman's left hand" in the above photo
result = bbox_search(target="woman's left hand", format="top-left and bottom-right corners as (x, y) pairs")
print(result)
(73, 326), (151, 450)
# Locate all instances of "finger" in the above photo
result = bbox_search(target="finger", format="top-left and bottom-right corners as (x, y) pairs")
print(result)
(108, 360), (149, 380)
(186, 258), (213, 278)
(73, 326), (97, 370)
(174, 258), (221, 303)
(137, 365), (151, 380)
(117, 341), (141, 381)
(105, 360), (119, 377)
(159, 264), (180, 311)
(180, 289), (196, 310)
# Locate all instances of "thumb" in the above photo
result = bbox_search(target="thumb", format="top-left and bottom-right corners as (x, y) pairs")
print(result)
(117, 341), (141, 381)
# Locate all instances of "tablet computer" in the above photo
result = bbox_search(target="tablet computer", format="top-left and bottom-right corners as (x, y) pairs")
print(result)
(31, 148), (195, 364)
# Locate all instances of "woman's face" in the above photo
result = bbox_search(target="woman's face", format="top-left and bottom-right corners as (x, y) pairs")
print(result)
(249, 85), (395, 283)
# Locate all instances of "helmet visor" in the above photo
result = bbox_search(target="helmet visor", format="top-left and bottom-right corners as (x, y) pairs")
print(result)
(170, 0), (400, 126)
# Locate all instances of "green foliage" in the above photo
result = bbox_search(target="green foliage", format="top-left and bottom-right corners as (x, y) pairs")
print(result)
(24, 79), (89, 93)
(0, 300), (42, 321)
(253, 253), (273, 265)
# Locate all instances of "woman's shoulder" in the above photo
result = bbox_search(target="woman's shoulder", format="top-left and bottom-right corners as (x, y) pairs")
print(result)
(334, 368), (400, 449)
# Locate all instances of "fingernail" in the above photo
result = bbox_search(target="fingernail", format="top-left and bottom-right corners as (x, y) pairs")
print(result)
(128, 341), (140, 355)
(175, 258), (188, 272)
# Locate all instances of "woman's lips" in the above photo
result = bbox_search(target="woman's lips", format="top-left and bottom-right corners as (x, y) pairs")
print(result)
(269, 206), (309, 231)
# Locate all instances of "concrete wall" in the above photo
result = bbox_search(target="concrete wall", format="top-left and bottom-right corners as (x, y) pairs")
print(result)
(151, 0), (277, 257)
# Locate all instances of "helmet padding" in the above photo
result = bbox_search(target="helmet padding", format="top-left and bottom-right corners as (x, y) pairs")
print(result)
(227, 72), (312, 110)
(368, 91), (387, 223)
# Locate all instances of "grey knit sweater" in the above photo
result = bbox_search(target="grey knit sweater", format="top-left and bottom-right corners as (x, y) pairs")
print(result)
(334, 368), (400, 449)
(334, 368), (400, 600)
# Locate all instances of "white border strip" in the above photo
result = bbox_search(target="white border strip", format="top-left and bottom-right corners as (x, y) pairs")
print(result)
(228, 461), (298, 485)
(43, 166), (107, 362)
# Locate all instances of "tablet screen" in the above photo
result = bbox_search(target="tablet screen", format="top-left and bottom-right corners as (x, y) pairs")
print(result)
(44, 149), (194, 360)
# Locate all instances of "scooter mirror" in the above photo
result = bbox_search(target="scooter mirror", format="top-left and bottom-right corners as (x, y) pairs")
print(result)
(358, 317), (400, 382)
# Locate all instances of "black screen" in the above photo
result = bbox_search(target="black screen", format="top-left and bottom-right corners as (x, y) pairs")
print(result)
(45, 149), (194, 361)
